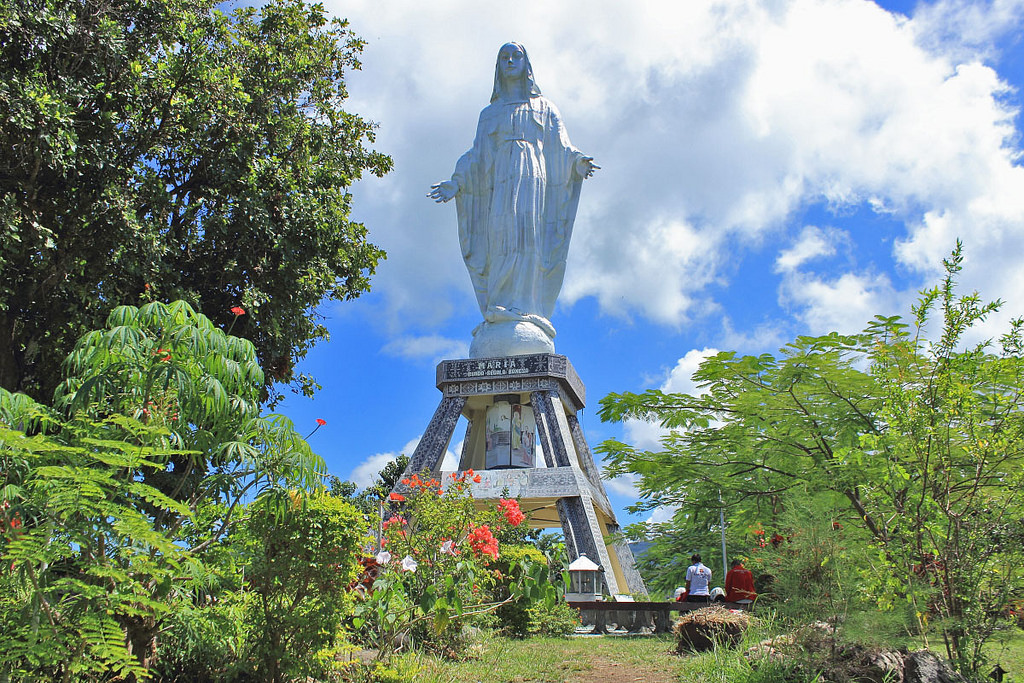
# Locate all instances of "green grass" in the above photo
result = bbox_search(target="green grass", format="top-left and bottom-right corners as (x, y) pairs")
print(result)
(405, 634), (631, 683)
(980, 627), (1024, 680)
(386, 621), (1024, 683)
(391, 625), (807, 683)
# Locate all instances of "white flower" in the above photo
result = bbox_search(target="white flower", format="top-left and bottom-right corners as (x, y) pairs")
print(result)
(400, 555), (418, 573)
(440, 539), (456, 555)
(375, 550), (392, 565)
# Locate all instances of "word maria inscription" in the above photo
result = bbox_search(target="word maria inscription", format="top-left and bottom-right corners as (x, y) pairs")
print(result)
(440, 354), (566, 381)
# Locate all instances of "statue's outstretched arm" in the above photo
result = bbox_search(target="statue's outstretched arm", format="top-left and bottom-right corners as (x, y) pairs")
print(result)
(428, 180), (458, 203)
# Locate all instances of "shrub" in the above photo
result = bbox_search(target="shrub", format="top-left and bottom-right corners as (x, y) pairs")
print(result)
(352, 472), (554, 659)
(528, 599), (581, 637)
(240, 490), (364, 683)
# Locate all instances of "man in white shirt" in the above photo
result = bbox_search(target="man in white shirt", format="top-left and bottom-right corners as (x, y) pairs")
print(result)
(684, 553), (712, 603)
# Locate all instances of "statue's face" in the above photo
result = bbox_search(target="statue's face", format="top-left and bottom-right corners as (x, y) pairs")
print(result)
(498, 43), (526, 81)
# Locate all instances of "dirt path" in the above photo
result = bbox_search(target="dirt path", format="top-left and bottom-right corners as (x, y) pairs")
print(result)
(567, 655), (676, 683)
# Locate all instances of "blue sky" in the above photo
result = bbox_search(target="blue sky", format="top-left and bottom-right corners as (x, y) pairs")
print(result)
(276, 0), (1024, 528)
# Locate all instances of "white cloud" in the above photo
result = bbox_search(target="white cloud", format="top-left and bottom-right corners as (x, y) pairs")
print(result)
(348, 437), (458, 487)
(322, 0), (1024, 339)
(645, 506), (678, 525)
(348, 447), (410, 489)
(719, 317), (787, 353)
(774, 226), (842, 273)
(779, 269), (899, 334)
(663, 348), (722, 395)
(381, 335), (469, 363)
(440, 452), (458, 471)
(911, 0), (1024, 62)
(605, 473), (640, 498)
(623, 347), (720, 450)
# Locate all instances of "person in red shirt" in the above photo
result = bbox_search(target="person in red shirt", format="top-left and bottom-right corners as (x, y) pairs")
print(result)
(724, 558), (757, 604)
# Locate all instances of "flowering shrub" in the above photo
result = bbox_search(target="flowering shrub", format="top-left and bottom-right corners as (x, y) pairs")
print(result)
(351, 470), (552, 658)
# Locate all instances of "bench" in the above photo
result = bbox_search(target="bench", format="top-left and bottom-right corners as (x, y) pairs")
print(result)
(566, 600), (752, 634)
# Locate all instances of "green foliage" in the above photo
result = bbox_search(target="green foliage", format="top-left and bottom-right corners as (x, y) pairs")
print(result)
(599, 244), (1024, 676)
(0, 0), (391, 402)
(240, 489), (364, 683)
(746, 493), (872, 625)
(0, 404), (193, 681)
(628, 518), (725, 598)
(338, 653), (422, 683)
(0, 300), (335, 680)
(151, 594), (250, 682)
(526, 598), (581, 637)
(328, 453), (411, 517)
(492, 544), (549, 637)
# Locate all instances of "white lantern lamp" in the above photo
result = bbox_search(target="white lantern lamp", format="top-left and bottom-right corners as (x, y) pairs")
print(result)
(566, 554), (603, 601)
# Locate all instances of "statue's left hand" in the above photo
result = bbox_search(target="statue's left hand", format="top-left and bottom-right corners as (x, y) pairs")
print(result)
(577, 156), (600, 179)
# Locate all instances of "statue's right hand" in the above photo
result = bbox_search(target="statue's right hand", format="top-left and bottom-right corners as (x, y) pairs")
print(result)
(428, 181), (458, 203)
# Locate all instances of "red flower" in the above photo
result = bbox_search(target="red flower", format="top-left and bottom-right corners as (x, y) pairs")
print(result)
(152, 348), (171, 362)
(467, 524), (499, 560)
(498, 499), (526, 527)
(316, 418), (327, 426)
(389, 492), (406, 502)
(230, 306), (246, 316)
(383, 516), (406, 531)
(473, 474), (482, 483)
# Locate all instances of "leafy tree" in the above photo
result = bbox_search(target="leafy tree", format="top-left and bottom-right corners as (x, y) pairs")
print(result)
(0, 0), (391, 402)
(363, 454), (411, 503)
(0, 300), (330, 679)
(600, 245), (1024, 675)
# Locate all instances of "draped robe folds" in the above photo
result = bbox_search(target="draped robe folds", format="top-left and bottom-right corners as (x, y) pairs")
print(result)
(452, 95), (586, 335)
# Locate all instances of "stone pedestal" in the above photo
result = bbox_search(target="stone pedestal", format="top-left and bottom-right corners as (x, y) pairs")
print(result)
(397, 353), (647, 597)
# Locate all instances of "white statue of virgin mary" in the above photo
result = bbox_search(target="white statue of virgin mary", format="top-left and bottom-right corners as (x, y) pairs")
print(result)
(430, 42), (597, 358)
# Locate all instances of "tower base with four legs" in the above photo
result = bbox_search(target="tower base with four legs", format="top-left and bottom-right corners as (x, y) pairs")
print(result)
(397, 354), (646, 597)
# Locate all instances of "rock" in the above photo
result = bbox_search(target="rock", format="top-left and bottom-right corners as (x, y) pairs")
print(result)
(905, 650), (967, 683)
(744, 633), (797, 663)
(838, 646), (906, 683)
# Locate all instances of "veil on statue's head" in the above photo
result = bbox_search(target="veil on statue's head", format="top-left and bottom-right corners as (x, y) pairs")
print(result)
(491, 42), (542, 103)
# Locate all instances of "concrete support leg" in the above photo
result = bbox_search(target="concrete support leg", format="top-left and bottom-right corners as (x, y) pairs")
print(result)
(556, 495), (620, 595)
(404, 396), (467, 476)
